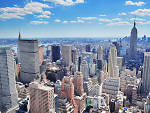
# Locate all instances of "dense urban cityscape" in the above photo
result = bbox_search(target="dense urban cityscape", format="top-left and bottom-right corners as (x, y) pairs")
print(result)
(1, 0), (150, 113)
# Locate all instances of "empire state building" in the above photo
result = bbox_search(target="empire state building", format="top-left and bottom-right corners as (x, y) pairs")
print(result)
(129, 21), (137, 60)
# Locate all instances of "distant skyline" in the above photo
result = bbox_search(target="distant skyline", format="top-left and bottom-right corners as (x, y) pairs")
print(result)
(0, 0), (150, 38)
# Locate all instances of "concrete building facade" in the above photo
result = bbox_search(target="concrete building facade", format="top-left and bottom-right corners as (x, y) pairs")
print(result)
(18, 35), (40, 83)
(0, 47), (18, 113)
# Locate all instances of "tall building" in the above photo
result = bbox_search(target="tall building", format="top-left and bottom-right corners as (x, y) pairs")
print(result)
(39, 46), (44, 65)
(142, 52), (150, 96)
(51, 45), (60, 62)
(85, 44), (91, 52)
(0, 47), (18, 113)
(108, 44), (119, 78)
(98, 46), (103, 61)
(144, 93), (150, 113)
(129, 21), (137, 60)
(71, 48), (77, 64)
(81, 60), (89, 81)
(29, 82), (55, 113)
(62, 45), (72, 67)
(18, 33), (40, 83)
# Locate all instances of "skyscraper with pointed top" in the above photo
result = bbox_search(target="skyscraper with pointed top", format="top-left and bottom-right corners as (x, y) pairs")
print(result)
(129, 21), (137, 60)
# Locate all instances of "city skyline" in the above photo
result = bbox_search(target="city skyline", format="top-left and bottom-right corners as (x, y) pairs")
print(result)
(0, 0), (150, 38)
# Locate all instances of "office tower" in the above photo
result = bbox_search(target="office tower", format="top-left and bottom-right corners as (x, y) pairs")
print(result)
(129, 21), (137, 60)
(117, 57), (124, 73)
(62, 45), (72, 67)
(142, 52), (150, 96)
(39, 46), (44, 65)
(0, 47), (18, 113)
(58, 75), (86, 113)
(74, 72), (84, 96)
(71, 48), (77, 64)
(85, 44), (91, 52)
(81, 60), (89, 81)
(78, 57), (81, 71)
(102, 78), (120, 98)
(108, 44), (119, 78)
(51, 45), (60, 62)
(18, 33), (40, 83)
(97, 60), (103, 70)
(29, 82), (55, 113)
(98, 46), (103, 61)
(144, 93), (150, 113)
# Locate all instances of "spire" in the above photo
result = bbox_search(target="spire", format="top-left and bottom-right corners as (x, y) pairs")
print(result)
(134, 21), (136, 27)
(18, 32), (21, 40)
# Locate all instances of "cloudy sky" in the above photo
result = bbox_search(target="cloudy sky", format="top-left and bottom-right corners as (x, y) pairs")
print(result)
(0, 0), (150, 38)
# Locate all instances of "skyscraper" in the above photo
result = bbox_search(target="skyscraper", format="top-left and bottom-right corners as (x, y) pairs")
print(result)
(142, 52), (150, 96)
(85, 44), (91, 52)
(108, 44), (119, 78)
(129, 21), (137, 60)
(51, 45), (60, 62)
(62, 45), (72, 67)
(18, 33), (40, 83)
(97, 46), (103, 61)
(29, 82), (55, 113)
(0, 47), (18, 113)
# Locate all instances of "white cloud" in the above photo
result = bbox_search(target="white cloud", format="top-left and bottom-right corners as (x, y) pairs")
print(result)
(44, 0), (84, 6)
(36, 15), (50, 18)
(125, 1), (145, 6)
(0, 2), (51, 20)
(107, 21), (130, 26)
(0, 13), (24, 19)
(70, 19), (84, 23)
(55, 19), (61, 22)
(99, 14), (107, 17)
(130, 9), (150, 16)
(62, 21), (68, 24)
(30, 21), (49, 24)
(118, 12), (127, 16)
(112, 18), (122, 21)
(130, 18), (144, 21)
(78, 17), (97, 20)
(99, 18), (112, 22)
(137, 21), (150, 25)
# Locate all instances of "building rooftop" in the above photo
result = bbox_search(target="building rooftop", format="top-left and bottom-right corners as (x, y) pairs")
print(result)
(29, 81), (54, 91)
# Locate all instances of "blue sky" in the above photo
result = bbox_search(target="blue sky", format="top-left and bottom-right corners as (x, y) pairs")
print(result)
(0, 0), (150, 38)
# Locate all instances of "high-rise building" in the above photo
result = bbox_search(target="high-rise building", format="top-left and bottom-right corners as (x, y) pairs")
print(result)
(108, 44), (119, 78)
(142, 52), (150, 96)
(78, 57), (82, 72)
(18, 33), (40, 83)
(81, 60), (89, 81)
(51, 45), (60, 62)
(62, 45), (72, 67)
(29, 82), (55, 113)
(85, 44), (91, 52)
(39, 46), (44, 65)
(0, 47), (18, 113)
(71, 48), (77, 64)
(129, 21), (137, 60)
(144, 93), (150, 113)
(98, 46), (103, 61)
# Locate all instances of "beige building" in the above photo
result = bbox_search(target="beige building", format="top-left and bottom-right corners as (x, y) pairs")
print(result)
(98, 46), (103, 61)
(108, 44), (119, 78)
(29, 82), (55, 113)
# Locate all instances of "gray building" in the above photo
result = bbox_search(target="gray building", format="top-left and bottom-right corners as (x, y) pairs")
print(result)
(18, 34), (40, 83)
(142, 52), (150, 96)
(129, 21), (137, 60)
(0, 47), (18, 113)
